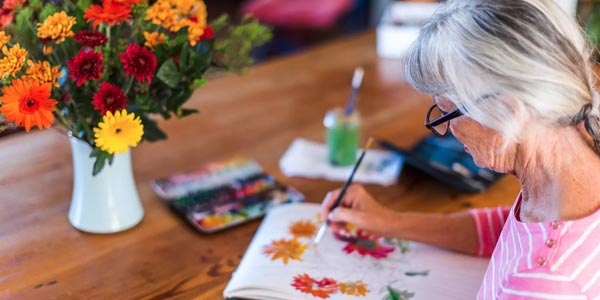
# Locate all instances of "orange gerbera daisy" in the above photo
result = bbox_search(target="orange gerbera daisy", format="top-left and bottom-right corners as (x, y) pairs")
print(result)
(291, 273), (338, 299)
(0, 79), (56, 132)
(339, 280), (370, 296)
(84, 0), (131, 30)
(262, 238), (308, 265)
(289, 220), (317, 239)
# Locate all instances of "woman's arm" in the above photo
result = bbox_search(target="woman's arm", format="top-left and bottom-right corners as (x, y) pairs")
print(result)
(323, 185), (510, 256)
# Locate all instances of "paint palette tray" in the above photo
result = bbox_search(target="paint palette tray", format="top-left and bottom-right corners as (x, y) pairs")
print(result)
(152, 158), (304, 233)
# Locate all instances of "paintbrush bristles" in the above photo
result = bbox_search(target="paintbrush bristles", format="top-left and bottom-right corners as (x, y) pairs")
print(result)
(364, 137), (374, 151)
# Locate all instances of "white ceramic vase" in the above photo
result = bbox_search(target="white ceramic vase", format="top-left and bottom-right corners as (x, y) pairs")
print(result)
(68, 134), (144, 233)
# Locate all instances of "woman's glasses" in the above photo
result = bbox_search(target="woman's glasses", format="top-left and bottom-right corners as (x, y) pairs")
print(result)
(424, 103), (463, 136)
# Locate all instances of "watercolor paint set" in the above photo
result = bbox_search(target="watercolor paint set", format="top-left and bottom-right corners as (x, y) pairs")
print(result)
(152, 158), (304, 233)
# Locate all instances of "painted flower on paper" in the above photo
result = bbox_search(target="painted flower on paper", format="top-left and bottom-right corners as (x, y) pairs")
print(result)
(383, 286), (415, 300)
(143, 31), (166, 50)
(84, 0), (131, 30)
(23, 60), (63, 87)
(67, 49), (104, 86)
(119, 44), (157, 83)
(342, 229), (395, 259)
(93, 109), (144, 154)
(339, 280), (369, 296)
(74, 30), (108, 48)
(262, 238), (308, 264)
(0, 79), (56, 132)
(92, 82), (128, 115)
(291, 273), (338, 299)
(0, 44), (27, 77)
(289, 220), (317, 239)
(36, 12), (76, 44)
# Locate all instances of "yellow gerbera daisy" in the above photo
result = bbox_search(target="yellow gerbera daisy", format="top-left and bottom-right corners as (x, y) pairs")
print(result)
(37, 12), (76, 44)
(0, 44), (27, 78)
(143, 31), (166, 50)
(93, 109), (144, 154)
(0, 31), (10, 48)
(22, 60), (63, 87)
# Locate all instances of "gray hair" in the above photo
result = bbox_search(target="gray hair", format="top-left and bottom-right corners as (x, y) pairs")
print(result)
(403, 0), (600, 153)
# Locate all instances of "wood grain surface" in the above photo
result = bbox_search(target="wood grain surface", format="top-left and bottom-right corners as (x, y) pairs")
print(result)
(0, 31), (519, 300)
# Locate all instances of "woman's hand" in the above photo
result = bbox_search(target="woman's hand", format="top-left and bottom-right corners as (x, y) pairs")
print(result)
(320, 184), (397, 237)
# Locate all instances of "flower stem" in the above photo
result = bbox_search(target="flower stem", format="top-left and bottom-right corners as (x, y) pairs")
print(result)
(124, 77), (134, 95)
(53, 107), (75, 133)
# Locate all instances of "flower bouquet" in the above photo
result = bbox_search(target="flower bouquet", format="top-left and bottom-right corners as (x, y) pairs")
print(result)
(0, 0), (271, 175)
(0, 0), (271, 233)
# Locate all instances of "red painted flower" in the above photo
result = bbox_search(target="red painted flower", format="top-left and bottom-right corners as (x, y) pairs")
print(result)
(84, 0), (131, 30)
(92, 82), (128, 115)
(342, 229), (395, 259)
(74, 30), (108, 47)
(67, 49), (104, 86)
(119, 44), (156, 83)
(291, 273), (338, 299)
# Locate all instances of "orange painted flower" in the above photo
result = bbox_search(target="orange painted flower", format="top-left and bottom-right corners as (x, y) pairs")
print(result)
(84, 0), (131, 30)
(262, 238), (308, 264)
(0, 31), (10, 48)
(289, 220), (317, 239)
(339, 280), (369, 296)
(0, 44), (27, 78)
(36, 12), (76, 44)
(143, 31), (165, 50)
(0, 79), (56, 132)
(291, 273), (338, 299)
(23, 60), (63, 87)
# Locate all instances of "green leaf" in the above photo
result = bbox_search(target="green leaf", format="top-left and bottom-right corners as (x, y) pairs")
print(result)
(77, 0), (92, 11)
(89, 148), (113, 176)
(28, 0), (44, 10)
(140, 116), (167, 142)
(193, 78), (207, 89)
(40, 5), (59, 22)
(156, 59), (182, 88)
(175, 107), (198, 118)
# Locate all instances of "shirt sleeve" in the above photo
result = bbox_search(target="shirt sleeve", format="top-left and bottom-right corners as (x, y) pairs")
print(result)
(469, 206), (511, 257)
(497, 272), (585, 300)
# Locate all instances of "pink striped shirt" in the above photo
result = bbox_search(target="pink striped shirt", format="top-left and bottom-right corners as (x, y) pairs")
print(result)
(470, 194), (600, 299)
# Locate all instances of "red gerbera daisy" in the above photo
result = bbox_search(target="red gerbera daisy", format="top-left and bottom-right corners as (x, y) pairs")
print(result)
(291, 273), (338, 299)
(74, 30), (108, 48)
(92, 82), (128, 115)
(119, 44), (157, 83)
(83, 0), (131, 30)
(67, 49), (104, 86)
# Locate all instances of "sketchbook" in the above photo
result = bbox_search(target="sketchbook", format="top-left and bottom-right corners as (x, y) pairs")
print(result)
(224, 203), (489, 300)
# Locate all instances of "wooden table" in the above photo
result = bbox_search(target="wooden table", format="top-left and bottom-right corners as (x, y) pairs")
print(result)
(0, 32), (519, 300)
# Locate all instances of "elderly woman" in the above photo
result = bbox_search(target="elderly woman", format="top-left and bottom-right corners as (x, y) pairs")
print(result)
(321, 0), (600, 299)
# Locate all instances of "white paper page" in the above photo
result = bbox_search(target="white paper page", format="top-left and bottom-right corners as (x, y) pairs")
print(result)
(224, 203), (489, 300)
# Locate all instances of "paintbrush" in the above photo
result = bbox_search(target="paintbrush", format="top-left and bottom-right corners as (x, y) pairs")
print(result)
(344, 67), (365, 116)
(312, 137), (375, 248)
